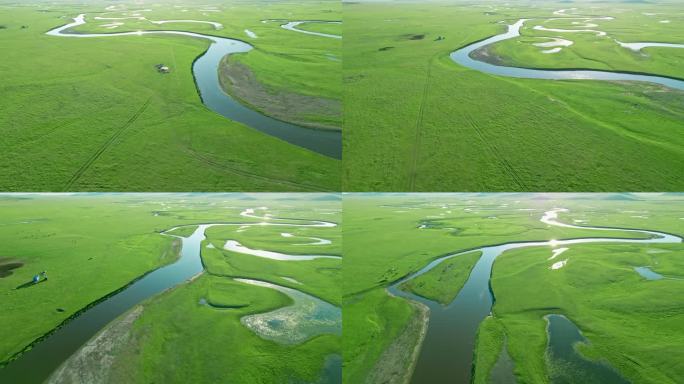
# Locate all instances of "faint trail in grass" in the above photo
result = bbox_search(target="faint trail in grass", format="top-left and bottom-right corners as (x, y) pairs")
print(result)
(186, 149), (333, 192)
(63, 98), (152, 190)
(8, 119), (76, 152)
(407, 60), (433, 191)
(499, 76), (684, 155)
(461, 111), (527, 190)
(407, 35), (483, 190)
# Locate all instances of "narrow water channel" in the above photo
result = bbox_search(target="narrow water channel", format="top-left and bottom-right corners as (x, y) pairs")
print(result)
(279, 21), (342, 39)
(450, 19), (684, 90)
(545, 314), (629, 383)
(47, 14), (341, 158)
(0, 214), (339, 383)
(388, 209), (682, 383)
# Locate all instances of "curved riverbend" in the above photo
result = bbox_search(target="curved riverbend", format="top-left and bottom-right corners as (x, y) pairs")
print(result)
(223, 239), (341, 260)
(0, 213), (339, 383)
(450, 19), (684, 90)
(281, 21), (342, 39)
(47, 14), (341, 158)
(389, 209), (682, 383)
(545, 314), (629, 383)
(263, 19), (342, 39)
(237, 278), (342, 344)
(616, 40), (684, 52)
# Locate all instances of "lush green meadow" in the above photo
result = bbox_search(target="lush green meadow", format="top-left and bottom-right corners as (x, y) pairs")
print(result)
(490, 4), (684, 80)
(343, 1), (684, 191)
(297, 22), (342, 36)
(0, 194), (182, 364)
(472, 241), (684, 383)
(96, 274), (340, 383)
(76, 196), (341, 383)
(0, 193), (341, 383)
(343, 193), (683, 383)
(400, 250), (481, 305)
(0, 0), (340, 191)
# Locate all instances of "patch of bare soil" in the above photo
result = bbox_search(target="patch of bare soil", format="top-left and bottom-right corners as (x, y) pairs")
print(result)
(218, 56), (341, 130)
(47, 306), (144, 384)
(365, 300), (430, 384)
(0, 258), (24, 278)
(470, 46), (506, 66)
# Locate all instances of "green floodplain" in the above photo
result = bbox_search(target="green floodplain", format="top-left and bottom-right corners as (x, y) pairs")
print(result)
(343, 193), (684, 383)
(0, 193), (341, 383)
(0, 0), (340, 191)
(343, 0), (684, 191)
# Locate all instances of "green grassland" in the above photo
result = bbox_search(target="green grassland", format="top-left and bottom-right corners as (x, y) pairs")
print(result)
(344, 193), (649, 295)
(296, 22), (342, 36)
(343, 1), (684, 191)
(0, 193), (341, 384)
(73, 1), (342, 128)
(97, 195), (341, 383)
(0, 0), (340, 191)
(400, 250), (481, 305)
(343, 193), (683, 383)
(201, 216), (341, 306)
(488, 5), (684, 80)
(0, 193), (237, 364)
(472, 241), (684, 383)
(207, 223), (342, 256)
(98, 268), (339, 383)
(472, 316), (508, 384)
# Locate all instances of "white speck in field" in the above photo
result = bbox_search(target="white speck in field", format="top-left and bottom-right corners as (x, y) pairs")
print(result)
(660, 20), (671, 24)
(550, 259), (568, 270)
(244, 29), (257, 38)
(534, 37), (574, 48)
(533, 25), (607, 37)
(542, 47), (562, 54)
(281, 276), (302, 284)
(548, 247), (569, 260)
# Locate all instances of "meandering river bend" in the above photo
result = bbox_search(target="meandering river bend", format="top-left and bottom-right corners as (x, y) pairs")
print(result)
(0, 209), (340, 383)
(47, 14), (341, 159)
(389, 208), (682, 383)
(451, 19), (684, 90)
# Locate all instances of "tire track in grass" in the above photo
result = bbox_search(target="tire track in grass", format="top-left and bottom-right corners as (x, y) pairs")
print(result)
(461, 111), (527, 190)
(185, 149), (333, 192)
(406, 34), (482, 191)
(499, 75), (684, 155)
(407, 55), (436, 191)
(63, 98), (152, 190)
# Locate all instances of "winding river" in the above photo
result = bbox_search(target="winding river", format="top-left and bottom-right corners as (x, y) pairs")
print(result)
(450, 19), (684, 90)
(389, 208), (682, 383)
(0, 211), (340, 383)
(47, 14), (341, 159)
(280, 21), (342, 39)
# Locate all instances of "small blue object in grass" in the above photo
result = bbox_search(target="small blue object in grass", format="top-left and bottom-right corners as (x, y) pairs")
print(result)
(32, 271), (47, 284)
